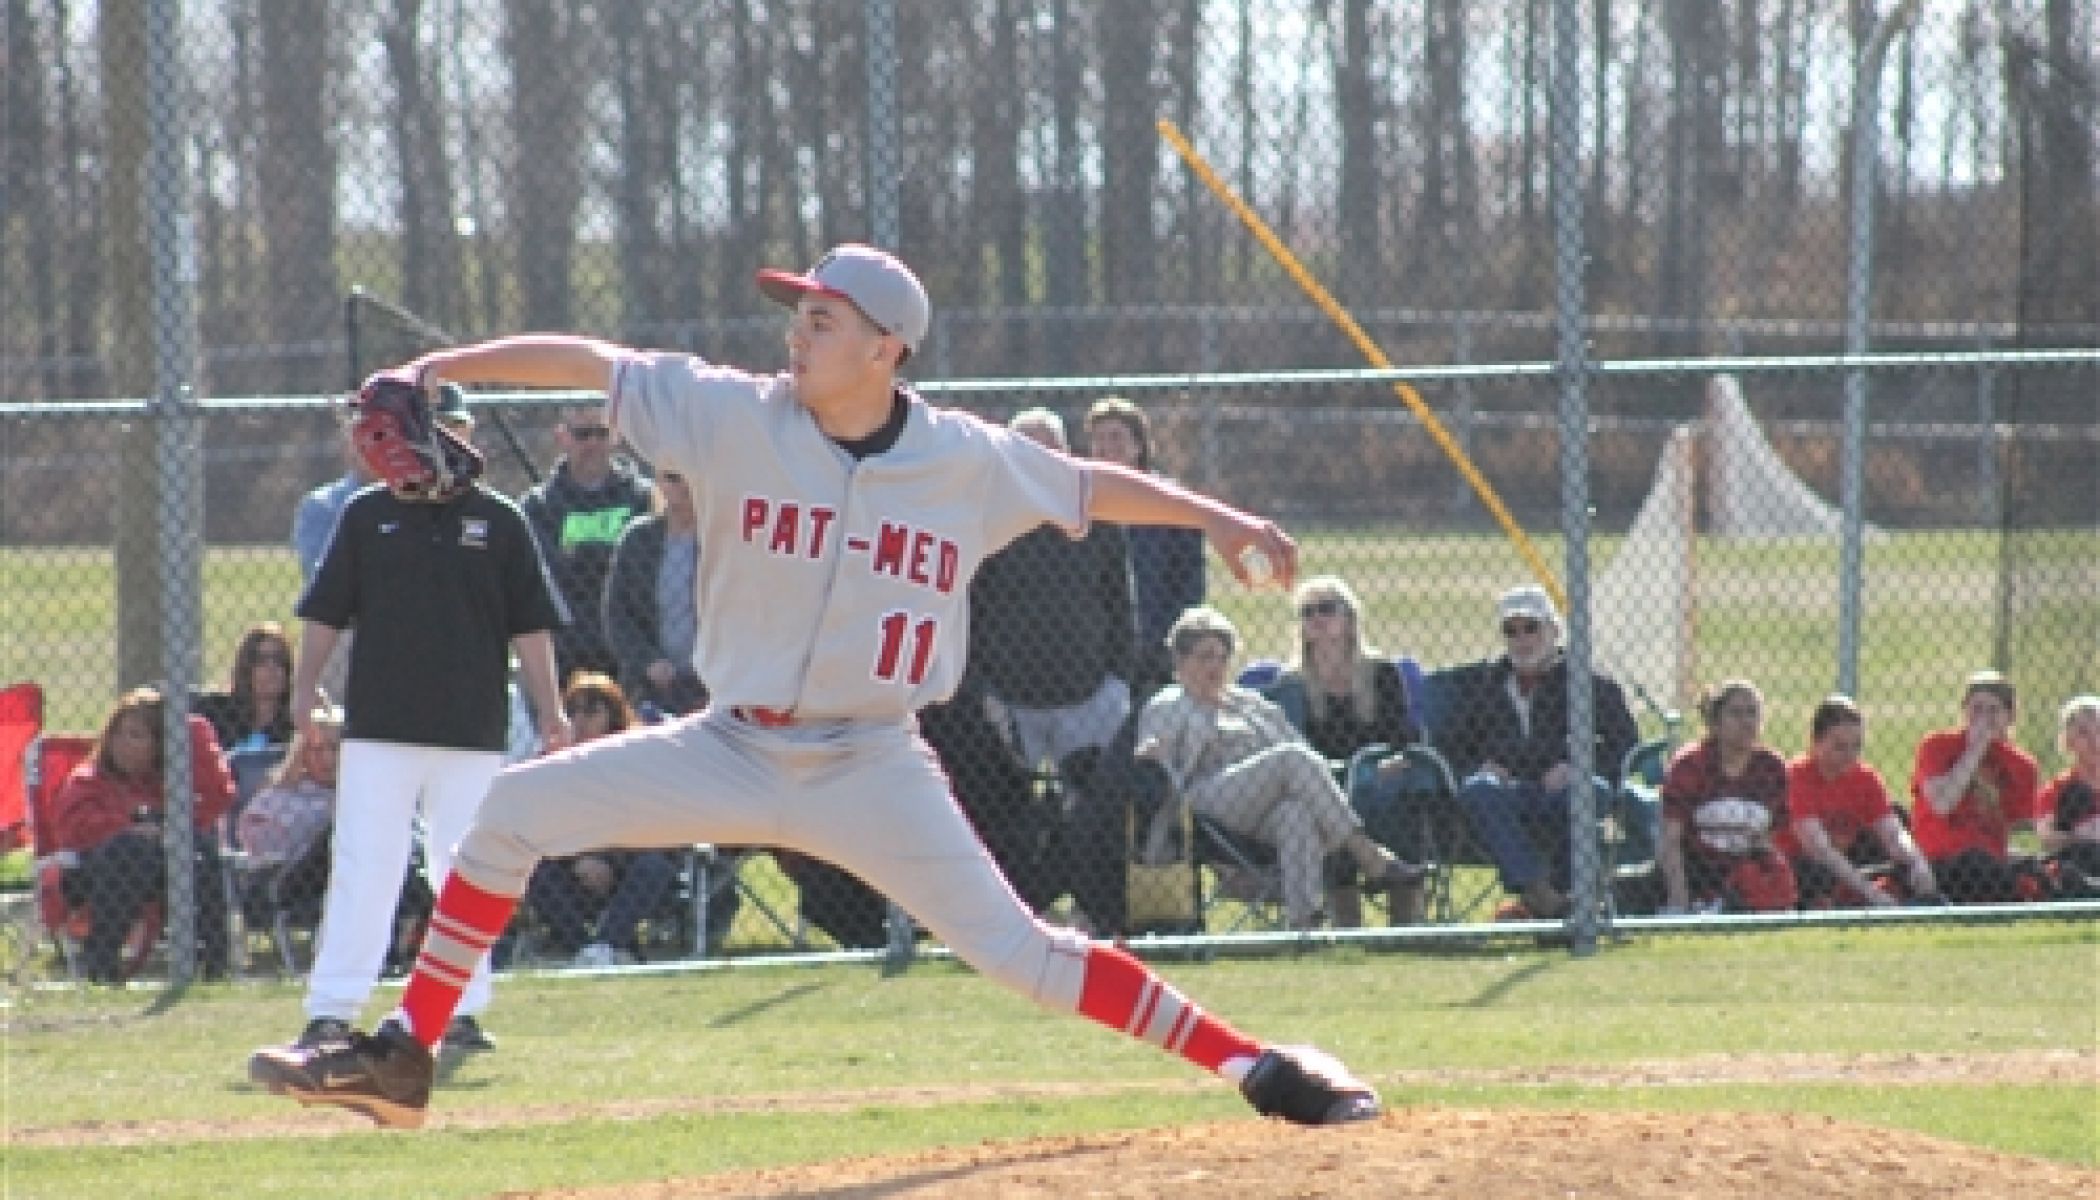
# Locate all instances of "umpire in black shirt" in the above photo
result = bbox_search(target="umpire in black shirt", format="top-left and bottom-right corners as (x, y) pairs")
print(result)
(278, 373), (569, 1054)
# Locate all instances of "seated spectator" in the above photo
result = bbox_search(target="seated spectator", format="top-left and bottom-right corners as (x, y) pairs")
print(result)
(192, 622), (296, 752)
(47, 686), (235, 982)
(1656, 680), (1796, 914)
(605, 469), (709, 718)
(1779, 696), (1938, 908)
(1442, 585), (1639, 919)
(237, 701), (345, 915)
(523, 674), (681, 967)
(2036, 695), (2100, 898)
(1910, 671), (2042, 903)
(1134, 606), (1422, 931)
(1267, 575), (1424, 924)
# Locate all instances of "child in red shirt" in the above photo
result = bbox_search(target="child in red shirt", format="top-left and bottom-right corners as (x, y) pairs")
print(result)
(1782, 696), (1937, 907)
(1909, 671), (2040, 902)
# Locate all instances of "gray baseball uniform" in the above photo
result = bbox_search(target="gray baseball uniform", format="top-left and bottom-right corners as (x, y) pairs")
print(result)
(448, 353), (1102, 1010)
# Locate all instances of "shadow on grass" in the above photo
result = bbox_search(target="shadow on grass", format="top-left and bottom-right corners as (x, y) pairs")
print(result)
(708, 979), (828, 1029)
(1451, 957), (1558, 1009)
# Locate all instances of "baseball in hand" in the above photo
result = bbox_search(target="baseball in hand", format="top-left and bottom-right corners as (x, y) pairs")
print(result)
(1239, 546), (1278, 590)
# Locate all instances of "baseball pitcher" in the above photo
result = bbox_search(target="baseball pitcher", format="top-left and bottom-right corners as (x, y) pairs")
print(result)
(249, 244), (1381, 1130)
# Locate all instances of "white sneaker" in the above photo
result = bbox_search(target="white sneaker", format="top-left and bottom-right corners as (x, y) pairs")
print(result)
(570, 942), (636, 969)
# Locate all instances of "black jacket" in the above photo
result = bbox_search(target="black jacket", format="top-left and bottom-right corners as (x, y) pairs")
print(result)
(520, 458), (656, 675)
(603, 513), (708, 715)
(968, 522), (1134, 708)
(1434, 654), (1639, 786)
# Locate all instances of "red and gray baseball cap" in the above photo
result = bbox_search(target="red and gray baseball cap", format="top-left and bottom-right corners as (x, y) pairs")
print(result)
(757, 243), (931, 353)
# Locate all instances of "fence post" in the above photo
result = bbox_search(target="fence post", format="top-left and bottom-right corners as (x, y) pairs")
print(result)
(1839, 0), (1923, 698)
(148, 0), (206, 986)
(1550, 0), (1599, 957)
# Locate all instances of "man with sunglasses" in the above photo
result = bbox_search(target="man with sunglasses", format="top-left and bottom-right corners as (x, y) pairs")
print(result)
(249, 242), (1384, 1132)
(520, 406), (658, 685)
(1439, 585), (1640, 919)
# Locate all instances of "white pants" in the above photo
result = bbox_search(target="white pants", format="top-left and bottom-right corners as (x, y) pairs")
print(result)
(1007, 677), (1131, 770)
(305, 740), (502, 1022)
(452, 710), (1093, 1014)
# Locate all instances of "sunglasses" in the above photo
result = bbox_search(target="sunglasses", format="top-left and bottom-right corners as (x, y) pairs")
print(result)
(1501, 619), (1543, 637)
(1299, 599), (1343, 619)
(567, 424), (612, 441)
(254, 650), (291, 666)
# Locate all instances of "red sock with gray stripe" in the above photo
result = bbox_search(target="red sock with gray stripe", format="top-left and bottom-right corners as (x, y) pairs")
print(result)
(1075, 943), (1260, 1078)
(395, 873), (518, 1050)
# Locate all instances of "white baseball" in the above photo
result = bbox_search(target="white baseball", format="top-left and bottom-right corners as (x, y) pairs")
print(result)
(1240, 546), (1276, 590)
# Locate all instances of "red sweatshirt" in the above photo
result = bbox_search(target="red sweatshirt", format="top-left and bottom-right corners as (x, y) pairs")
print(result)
(47, 715), (234, 853)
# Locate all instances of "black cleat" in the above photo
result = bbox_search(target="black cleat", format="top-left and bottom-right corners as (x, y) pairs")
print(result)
(295, 1017), (352, 1049)
(249, 1020), (435, 1129)
(443, 1014), (496, 1054)
(1240, 1045), (1383, 1126)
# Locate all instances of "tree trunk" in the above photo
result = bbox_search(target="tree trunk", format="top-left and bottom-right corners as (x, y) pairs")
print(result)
(257, 0), (339, 391)
(1045, 0), (1085, 367)
(382, 0), (465, 333)
(101, 0), (161, 691)
(1334, 0), (1380, 306)
(1098, 2), (1158, 307)
(5, 0), (59, 398)
(505, 0), (586, 328)
(968, 0), (1028, 362)
(608, 0), (673, 337)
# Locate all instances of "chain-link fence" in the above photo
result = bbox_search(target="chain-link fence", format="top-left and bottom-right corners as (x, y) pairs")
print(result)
(5, 352), (2095, 981)
(3, 1), (2095, 983)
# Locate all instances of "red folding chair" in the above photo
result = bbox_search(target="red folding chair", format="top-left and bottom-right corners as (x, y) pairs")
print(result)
(0, 683), (41, 852)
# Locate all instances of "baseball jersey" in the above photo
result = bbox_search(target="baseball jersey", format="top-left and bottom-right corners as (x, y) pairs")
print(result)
(299, 483), (565, 750)
(1908, 729), (2040, 861)
(608, 353), (1089, 720)
(1660, 738), (1789, 863)
(1777, 756), (1894, 858)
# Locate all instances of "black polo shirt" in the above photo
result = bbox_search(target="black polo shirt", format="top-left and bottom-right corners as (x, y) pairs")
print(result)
(299, 484), (565, 751)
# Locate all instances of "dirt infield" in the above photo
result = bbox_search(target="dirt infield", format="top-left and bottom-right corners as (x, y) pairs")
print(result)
(503, 1051), (2096, 1199)
(14, 1051), (2093, 1196)
(518, 1108), (2096, 1199)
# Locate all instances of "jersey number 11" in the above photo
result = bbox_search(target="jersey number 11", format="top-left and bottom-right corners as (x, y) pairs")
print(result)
(874, 611), (937, 686)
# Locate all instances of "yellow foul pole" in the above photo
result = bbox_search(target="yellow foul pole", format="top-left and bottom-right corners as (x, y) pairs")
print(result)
(1158, 118), (1565, 612)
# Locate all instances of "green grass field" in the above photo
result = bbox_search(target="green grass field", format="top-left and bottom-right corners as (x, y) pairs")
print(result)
(2, 923), (2092, 1198)
(4, 528), (2089, 787)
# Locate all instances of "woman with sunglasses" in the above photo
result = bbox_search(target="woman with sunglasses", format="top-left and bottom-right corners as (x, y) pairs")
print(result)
(1270, 576), (1423, 922)
(193, 622), (297, 752)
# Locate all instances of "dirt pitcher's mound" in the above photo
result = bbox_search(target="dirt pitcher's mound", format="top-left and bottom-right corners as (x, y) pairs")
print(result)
(524, 1107), (2095, 1198)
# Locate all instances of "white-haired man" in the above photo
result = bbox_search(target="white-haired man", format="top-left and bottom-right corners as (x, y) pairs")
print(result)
(1438, 585), (1639, 918)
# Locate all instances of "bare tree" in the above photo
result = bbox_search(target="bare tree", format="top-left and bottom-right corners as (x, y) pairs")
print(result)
(5, 0), (60, 398)
(381, 0), (465, 332)
(1098, 1), (1158, 305)
(607, 0), (677, 338)
(1333, 0), (1380, 305)
(257, 1), (339, 391)
(967, 0), (1029, 363)
(504, 0), (588, 328)
(100, 0), (160, 689)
